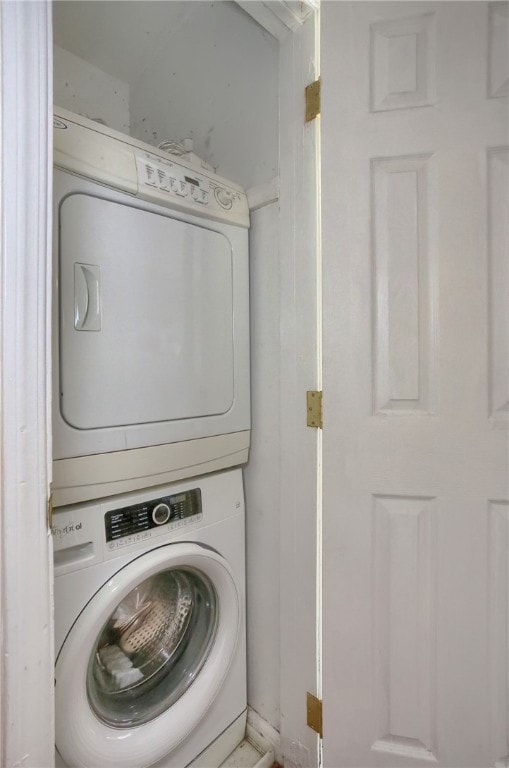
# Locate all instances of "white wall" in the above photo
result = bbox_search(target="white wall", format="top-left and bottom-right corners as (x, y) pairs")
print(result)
(243, 201), (281, 730)
(54, 45), (130, 133)
(52, 1), (278, 191)
(129, 2), (278, 189)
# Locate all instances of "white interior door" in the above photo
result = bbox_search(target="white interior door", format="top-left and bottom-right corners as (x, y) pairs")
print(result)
(321, 2), (508, 766)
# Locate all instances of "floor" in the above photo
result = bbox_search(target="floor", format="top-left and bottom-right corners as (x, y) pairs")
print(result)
(220, 739), (277, 768)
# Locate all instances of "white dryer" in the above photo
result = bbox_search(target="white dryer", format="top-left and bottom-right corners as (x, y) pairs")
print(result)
(52, 108), (250, 507)
(53, 469), (246, 768)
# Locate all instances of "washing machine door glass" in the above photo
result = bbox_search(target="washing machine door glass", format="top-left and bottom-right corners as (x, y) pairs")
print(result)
(87, 566), (217, 727)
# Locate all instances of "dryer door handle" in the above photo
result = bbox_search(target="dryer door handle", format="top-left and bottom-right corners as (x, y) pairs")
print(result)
(74, 263), (101, 331)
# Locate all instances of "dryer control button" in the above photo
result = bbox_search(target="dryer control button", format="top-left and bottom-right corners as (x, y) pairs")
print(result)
(152, 502), (171, 526)
(214, 187), (233, 209)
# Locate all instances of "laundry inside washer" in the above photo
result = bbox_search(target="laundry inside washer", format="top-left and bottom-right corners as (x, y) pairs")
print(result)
(88, 568), (218, 727)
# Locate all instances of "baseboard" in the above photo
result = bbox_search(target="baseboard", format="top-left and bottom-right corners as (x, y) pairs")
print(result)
(246, 708), (281, 765)
(188, 710), (247, 768)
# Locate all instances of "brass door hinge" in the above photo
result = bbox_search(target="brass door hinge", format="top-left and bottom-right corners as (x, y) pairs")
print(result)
(47, 490), (53, 530)
(307, 692), (323, 738)
(305, 78), (321, 122)
(306, 390), (323, 429)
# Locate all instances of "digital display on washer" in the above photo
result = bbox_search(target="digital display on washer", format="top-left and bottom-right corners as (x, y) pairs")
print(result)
(104, 488), (202, 542)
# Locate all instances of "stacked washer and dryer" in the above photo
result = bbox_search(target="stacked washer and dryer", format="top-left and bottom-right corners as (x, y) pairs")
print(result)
(52, 108), (251, 768)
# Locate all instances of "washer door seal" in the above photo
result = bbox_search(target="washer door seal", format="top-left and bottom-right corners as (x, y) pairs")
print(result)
(55, 543), (240, 768)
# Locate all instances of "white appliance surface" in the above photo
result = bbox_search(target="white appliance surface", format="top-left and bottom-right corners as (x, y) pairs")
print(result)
(60, 194), (234, 429)
(53, 468), (247, 768)
(52, 108), (250, 506)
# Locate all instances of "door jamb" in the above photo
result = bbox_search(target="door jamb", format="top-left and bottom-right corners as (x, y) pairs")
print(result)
(278, 10), (322, 768)
(0, 3), (54, 765)
(236, 3), (322, 763)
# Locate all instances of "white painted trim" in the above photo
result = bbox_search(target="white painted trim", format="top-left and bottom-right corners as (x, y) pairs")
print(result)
(0, 2), (54, 766)
(251, 747), (276, 768)
(278, 10), (320, 768)
(236, 2), (291, 41)
(247, 707), (282, 764)
(266, 1), (314, 31)
(247, 177), (279, 211)
(302, 0), (320, 13)
(237, 1), (316, 39)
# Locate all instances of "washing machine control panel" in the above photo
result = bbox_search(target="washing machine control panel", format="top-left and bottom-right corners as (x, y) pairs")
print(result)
(105, 488), (202, 547)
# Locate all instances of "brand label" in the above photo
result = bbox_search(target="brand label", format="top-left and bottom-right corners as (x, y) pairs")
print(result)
(52, 521), (83, 538)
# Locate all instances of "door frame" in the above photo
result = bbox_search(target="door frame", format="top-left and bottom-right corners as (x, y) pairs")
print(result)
(0, 2), (321, 765)
(0, 1), (54, 766)
(241, 3), (321, 764)
(278, 12), (321, 768)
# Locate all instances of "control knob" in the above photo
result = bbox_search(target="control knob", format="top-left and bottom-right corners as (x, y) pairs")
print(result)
(214, 186), (233, 210)
(152, 502), (171, 525)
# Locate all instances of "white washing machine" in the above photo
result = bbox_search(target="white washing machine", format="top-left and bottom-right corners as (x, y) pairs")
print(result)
(53, 469), (246, 768)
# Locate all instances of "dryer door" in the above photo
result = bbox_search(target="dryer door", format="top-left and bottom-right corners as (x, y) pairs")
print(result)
(59, 193), (234, 430)
(55, 543), (240, 768)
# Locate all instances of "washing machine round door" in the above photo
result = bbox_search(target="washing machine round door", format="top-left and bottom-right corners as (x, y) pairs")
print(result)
(55, 543), (240, 768)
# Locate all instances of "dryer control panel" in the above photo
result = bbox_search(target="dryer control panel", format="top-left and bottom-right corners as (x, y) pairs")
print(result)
(105, 488), (202, 548)
(53, 107), (249, 228)
(135, 150), (245, 221)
